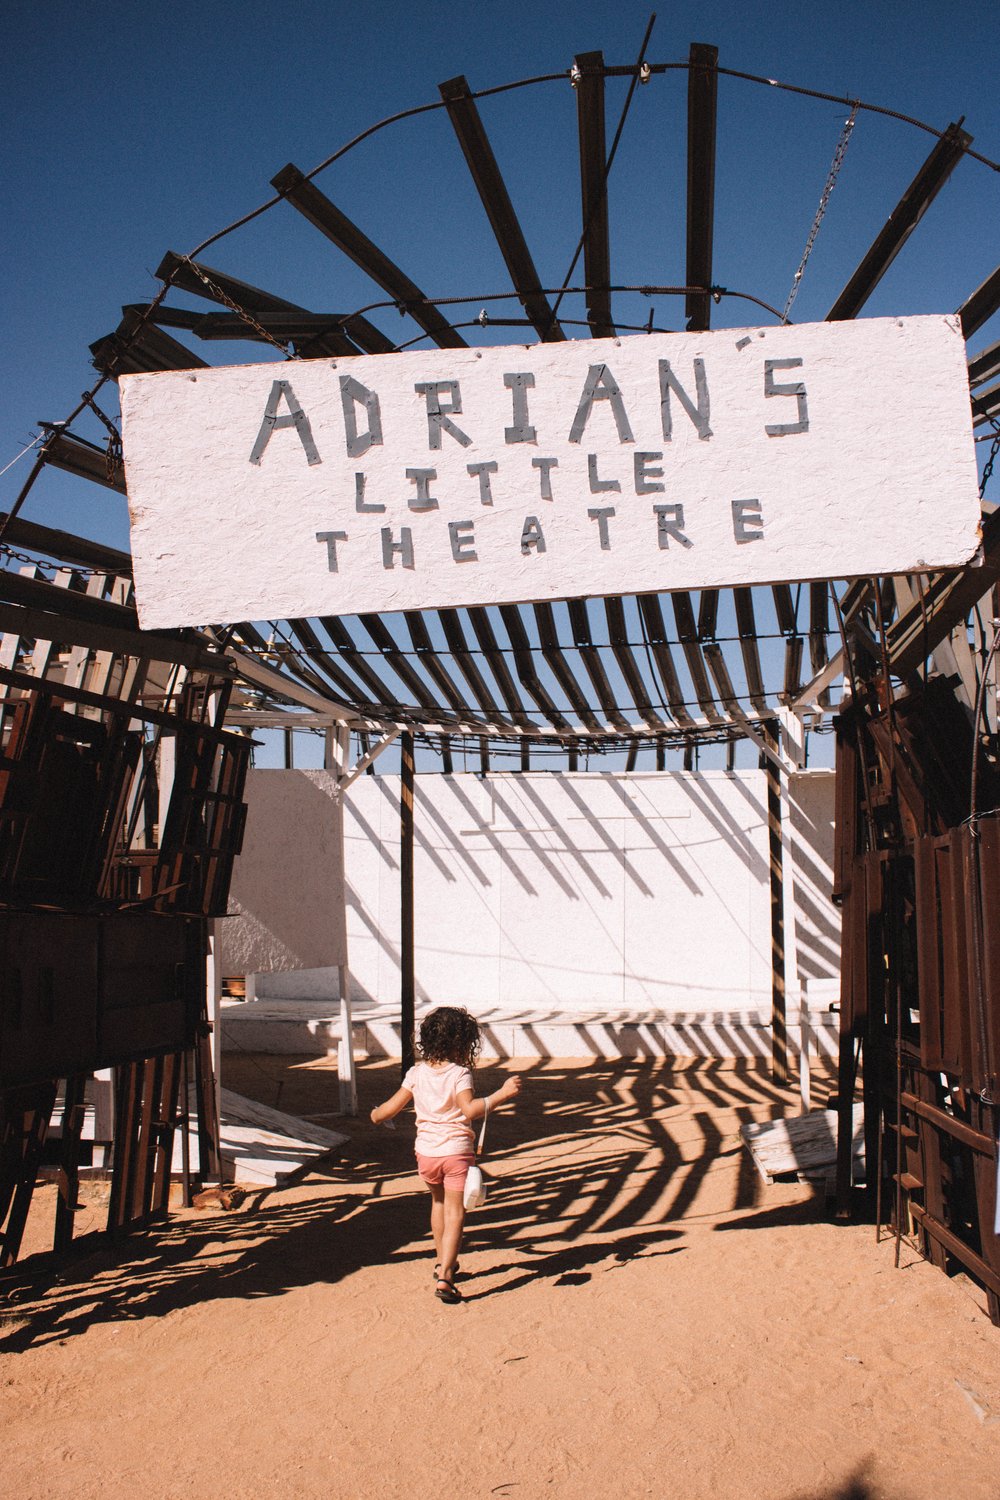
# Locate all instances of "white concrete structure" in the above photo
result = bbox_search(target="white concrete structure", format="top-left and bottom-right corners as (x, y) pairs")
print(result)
(220, 766), (839, 1062)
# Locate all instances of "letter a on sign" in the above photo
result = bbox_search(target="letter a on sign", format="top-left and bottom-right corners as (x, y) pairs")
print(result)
(249, 380), (321, 467)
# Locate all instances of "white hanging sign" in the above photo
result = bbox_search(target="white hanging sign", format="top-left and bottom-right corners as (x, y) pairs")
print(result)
(120, 314), (982, 628)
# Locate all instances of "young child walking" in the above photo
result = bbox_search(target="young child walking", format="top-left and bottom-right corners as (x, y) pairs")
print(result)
(370, 1005), (521, 1303)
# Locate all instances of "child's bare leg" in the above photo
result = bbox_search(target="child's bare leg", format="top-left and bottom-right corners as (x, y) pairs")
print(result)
(428, 1183), (445, 1260)
(439, 1189), (466, 1279)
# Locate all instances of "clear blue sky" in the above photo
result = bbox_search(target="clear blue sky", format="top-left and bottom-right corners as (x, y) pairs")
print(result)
(4, 0), (998, 546)
(2, 0), (998, 769)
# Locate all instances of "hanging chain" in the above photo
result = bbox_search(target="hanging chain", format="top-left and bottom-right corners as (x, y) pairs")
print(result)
(0, 542), (123, 581)
(80, 392), (124, 484)
(783, 104), (858, 320)
(980, 418), (1000, 498)
(178, 256), (295, 357)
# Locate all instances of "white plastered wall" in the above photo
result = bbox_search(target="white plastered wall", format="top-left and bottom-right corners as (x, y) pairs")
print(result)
(240, 769), (839, 1018)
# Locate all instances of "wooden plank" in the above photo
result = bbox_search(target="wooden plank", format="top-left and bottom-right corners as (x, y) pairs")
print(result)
(827, 123), (972, 321)
(439, 75), (564, 342)
(958, 262), (1000, 339)
(685, 43), (719, 332)
(741, 1104), (864, 1181)
(575, 51), (614, 339)
(271, 164), (467, 349)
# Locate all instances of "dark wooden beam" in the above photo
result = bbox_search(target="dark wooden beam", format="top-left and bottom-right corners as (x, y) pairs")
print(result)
(90, 308), (208, 377)
(604, 597), (665, 730)
(271, 164), (467, 349)
(634, 595), (695, 727)
(466, 606), (535, 729)
(827, 122), (972, 321)
(0, 512), (132, 576)
(403, 611), (491, 728)
(155, 253), (397, 355)
(685, 43), (719, 332)
(574, 51), (615, 339)
(888, 508), (1000, 677)
(439, 75), (565, 343)
(671, 592), (725, 722)
(733, 587), (769, 716)
(958, 262), (1000, 340)
(532, 603), (603, 732)
(968, 338), (1000, 389)
(498, 604), (573, 732)
(38, 430), (127, 495)
(436, 609), (520, 731)
(566, 598), (633, 732)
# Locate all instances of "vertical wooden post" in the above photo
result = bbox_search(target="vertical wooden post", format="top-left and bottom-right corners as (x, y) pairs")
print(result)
(765, 723), (788, 1083)
(400, 730), (416, 1077)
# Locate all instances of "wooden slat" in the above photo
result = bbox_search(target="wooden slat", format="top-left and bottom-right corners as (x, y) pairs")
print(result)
(439, 75), (564, 342)
(671, 592), (725, 722)
(155, 251), (398, 355)
(466, 606), (534, 729)
(968, 337), (1000, 389)
(0, 513), (132, 576)
(733, 587), (770, 715)
(575, 51), (615, 339)
(634, 595), (695, 727)
(498, 604), (572, 732)
(685, 43), (719, 332)
(39, 431), (127, 496)
(271, 164), (467, 350)
(532, 603), (604, 732)
(604, 596), (665, 730)
(827, 123), (972, 321)
(285, 618), (385, 708)
(357, 613), (449, 719)
(90, 309), (208, 377)
(566, 598), (633, 732)
(958, 262), (1000, 340)
(436, 609), (522, 731)
(317, 616), (410, 708)
(403, 611), (492, 727)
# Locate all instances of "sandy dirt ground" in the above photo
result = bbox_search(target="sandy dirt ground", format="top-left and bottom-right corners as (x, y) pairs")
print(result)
(2, 1055), (999, 1500)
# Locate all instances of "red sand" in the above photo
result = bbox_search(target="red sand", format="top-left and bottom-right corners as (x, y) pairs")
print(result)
(2, 1057), (998, 1500)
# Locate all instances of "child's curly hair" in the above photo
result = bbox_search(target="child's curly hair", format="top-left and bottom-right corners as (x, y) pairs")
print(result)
(418, 1006), (481, 1068)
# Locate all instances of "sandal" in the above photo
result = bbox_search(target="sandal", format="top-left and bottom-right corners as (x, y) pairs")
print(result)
(433, 1261), (459, 1280)
(435, 1276), (463, 1304)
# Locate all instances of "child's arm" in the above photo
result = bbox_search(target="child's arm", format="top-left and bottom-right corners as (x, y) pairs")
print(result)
(371, 1086), (412, 1126)
(457, 1074), (521, 1122)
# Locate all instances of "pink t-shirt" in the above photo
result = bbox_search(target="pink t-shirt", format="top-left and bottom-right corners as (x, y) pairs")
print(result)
(402, 1061), (475, 1157)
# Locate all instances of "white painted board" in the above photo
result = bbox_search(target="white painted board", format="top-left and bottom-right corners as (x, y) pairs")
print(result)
(120, 315), (981, 628)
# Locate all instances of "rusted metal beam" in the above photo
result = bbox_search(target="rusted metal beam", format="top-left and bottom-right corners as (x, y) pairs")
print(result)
(672, 592), (725, 722)
(827, 122), (972, 321)
(271, 164), (467, 349)
(734, 587), (770, 715)
(574, 51), (615, 339)
(436, 609), (521, 732)
(439, 75), (565, 342)
(685, 43), (719, 332)
(466, 606), (534, 729)
(888, 508), (1000, 677)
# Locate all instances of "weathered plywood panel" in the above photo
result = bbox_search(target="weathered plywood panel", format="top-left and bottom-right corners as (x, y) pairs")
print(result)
(122, 316), (980, 628)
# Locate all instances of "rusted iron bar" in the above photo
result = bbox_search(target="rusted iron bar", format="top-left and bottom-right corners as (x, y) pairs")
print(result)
(908, 1200), (1000, 1298)
(439, 75), (565, 342)
(671, 593), (726, 722)
(271, 164), (467, 350)
(685, 43), (719, 332)
(532, 603), (604, 733)
(435, 609), (519, 732)
(574, 51), (615, 339)
(634, 596), (695, 728)
(899, 1089), (994, 1154)
(827, 122), (972, 321)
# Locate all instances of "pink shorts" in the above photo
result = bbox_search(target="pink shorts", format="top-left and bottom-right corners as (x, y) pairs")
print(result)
(416, 1152), (475, 1192)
